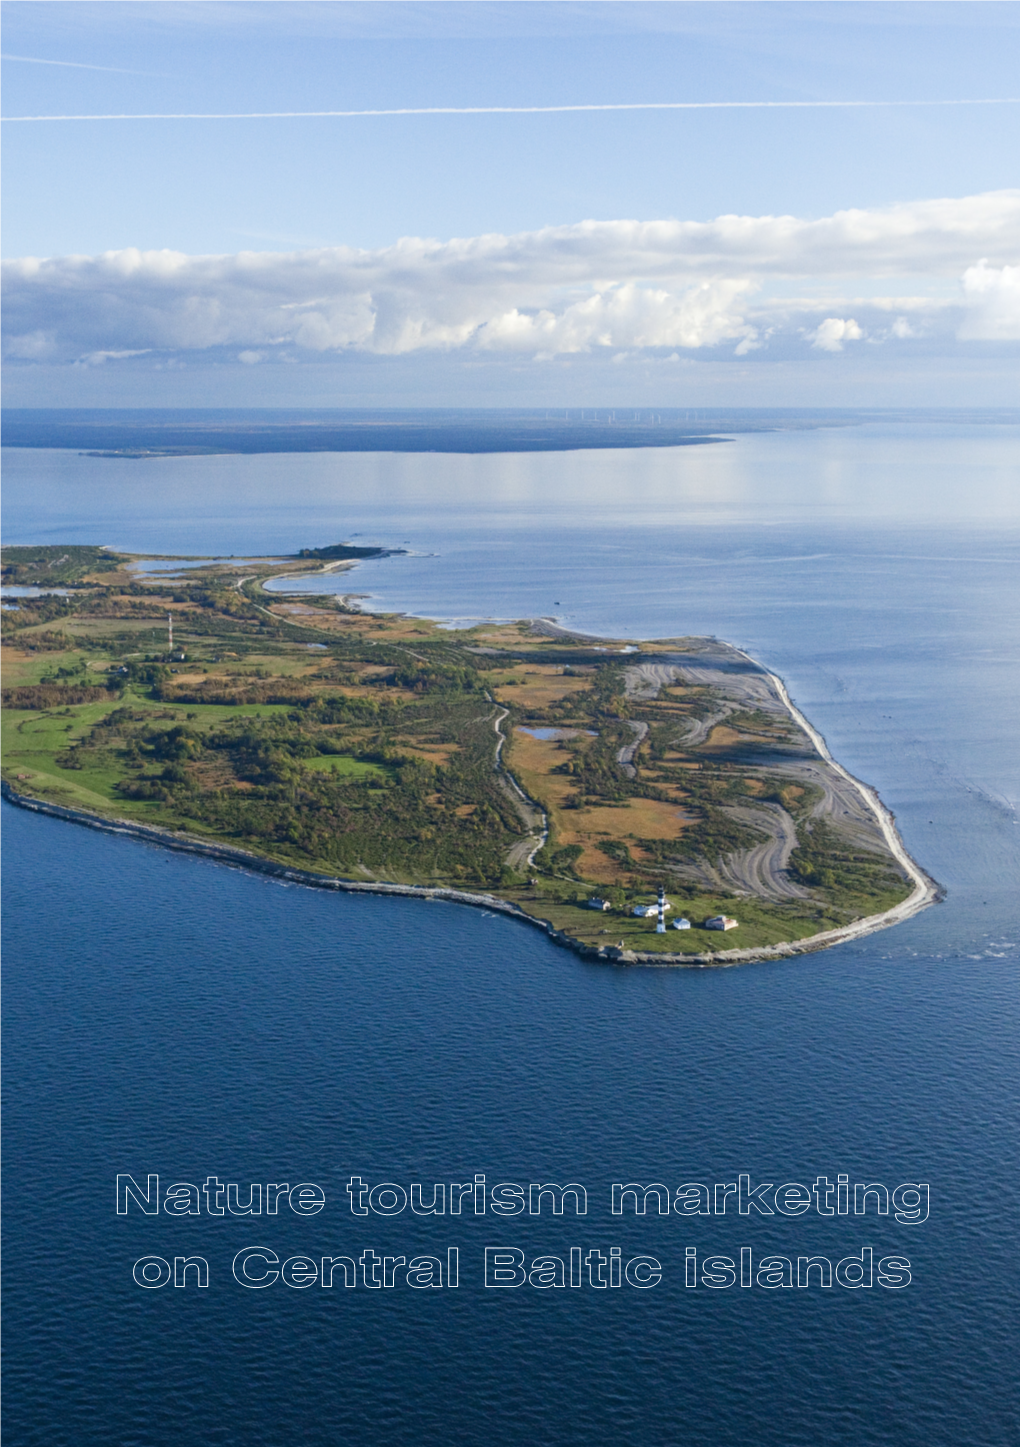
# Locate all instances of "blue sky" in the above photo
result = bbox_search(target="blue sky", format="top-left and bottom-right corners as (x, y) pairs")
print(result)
(2, 1), (1018, 408)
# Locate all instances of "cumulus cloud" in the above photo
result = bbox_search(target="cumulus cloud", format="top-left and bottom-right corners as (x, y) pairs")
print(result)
(810, 317), (865, 351)
(475, 279), (758, 353)
(2, 190), (1017, 366)
(958, 261), (1020, 340)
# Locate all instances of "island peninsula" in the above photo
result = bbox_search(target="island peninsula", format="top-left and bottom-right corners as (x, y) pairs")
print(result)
(1, 544), (939, 965)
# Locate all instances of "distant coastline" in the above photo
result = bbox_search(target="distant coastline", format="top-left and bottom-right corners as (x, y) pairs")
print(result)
(8, 406), (1014, 458)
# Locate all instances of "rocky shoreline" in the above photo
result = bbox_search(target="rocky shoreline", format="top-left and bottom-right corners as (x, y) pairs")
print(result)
(1, 777), (941, 968)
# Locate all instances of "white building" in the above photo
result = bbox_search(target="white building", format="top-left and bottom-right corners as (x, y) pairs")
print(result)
(705, 915), (739, 931)
(633, 900), (671, 918)
(672, 917), (692, 930)
(587, 897), (612, 911)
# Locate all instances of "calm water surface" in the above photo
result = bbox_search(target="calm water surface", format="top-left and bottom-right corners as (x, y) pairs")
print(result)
(3, 423), (1019, 1445)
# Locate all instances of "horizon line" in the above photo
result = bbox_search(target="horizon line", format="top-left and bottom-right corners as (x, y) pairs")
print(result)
(4, 97), (1020, 122)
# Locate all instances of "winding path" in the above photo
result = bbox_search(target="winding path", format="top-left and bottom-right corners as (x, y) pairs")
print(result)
(488, 705), (548, 870)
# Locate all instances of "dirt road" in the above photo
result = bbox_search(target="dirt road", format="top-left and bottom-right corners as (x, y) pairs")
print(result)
(490, 706), (547, 870)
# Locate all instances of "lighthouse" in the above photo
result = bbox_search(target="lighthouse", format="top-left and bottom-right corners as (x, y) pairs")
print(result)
(657, 884), (667, 933)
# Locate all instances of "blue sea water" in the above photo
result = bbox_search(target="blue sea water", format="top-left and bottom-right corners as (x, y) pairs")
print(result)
(2, 422), (1019, 1445)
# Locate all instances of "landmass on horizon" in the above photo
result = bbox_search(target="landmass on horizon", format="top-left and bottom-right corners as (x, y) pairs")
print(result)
(1, 543), (939, 965)
(3, 407), (1014, 458)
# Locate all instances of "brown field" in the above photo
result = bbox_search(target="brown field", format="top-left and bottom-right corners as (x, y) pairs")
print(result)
(506, 729), (573, 788)
(564, 800), (695, 883)
(329, 683), (417, 700)
(507, 730), (692, 883)
(572, 798), (693, 842)
(493, 665), (593, 707)
(704, 724), (775, 750)
(0, 648), (49, 685)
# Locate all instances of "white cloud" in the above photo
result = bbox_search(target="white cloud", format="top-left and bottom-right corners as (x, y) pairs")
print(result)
(74, 348), (152, 366)
(475, 279), (757, 353)
(3, 191), (1017, 366)
(958, 261), (1020, 340)
(810, 318), (864, 351)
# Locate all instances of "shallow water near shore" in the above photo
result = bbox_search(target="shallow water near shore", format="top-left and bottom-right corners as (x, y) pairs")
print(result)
(3, 421), (1019, 1445)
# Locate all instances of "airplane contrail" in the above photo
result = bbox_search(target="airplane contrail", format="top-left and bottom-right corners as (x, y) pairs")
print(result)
(3, 97), (1020, 121)
(0, 52), (151, 75)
